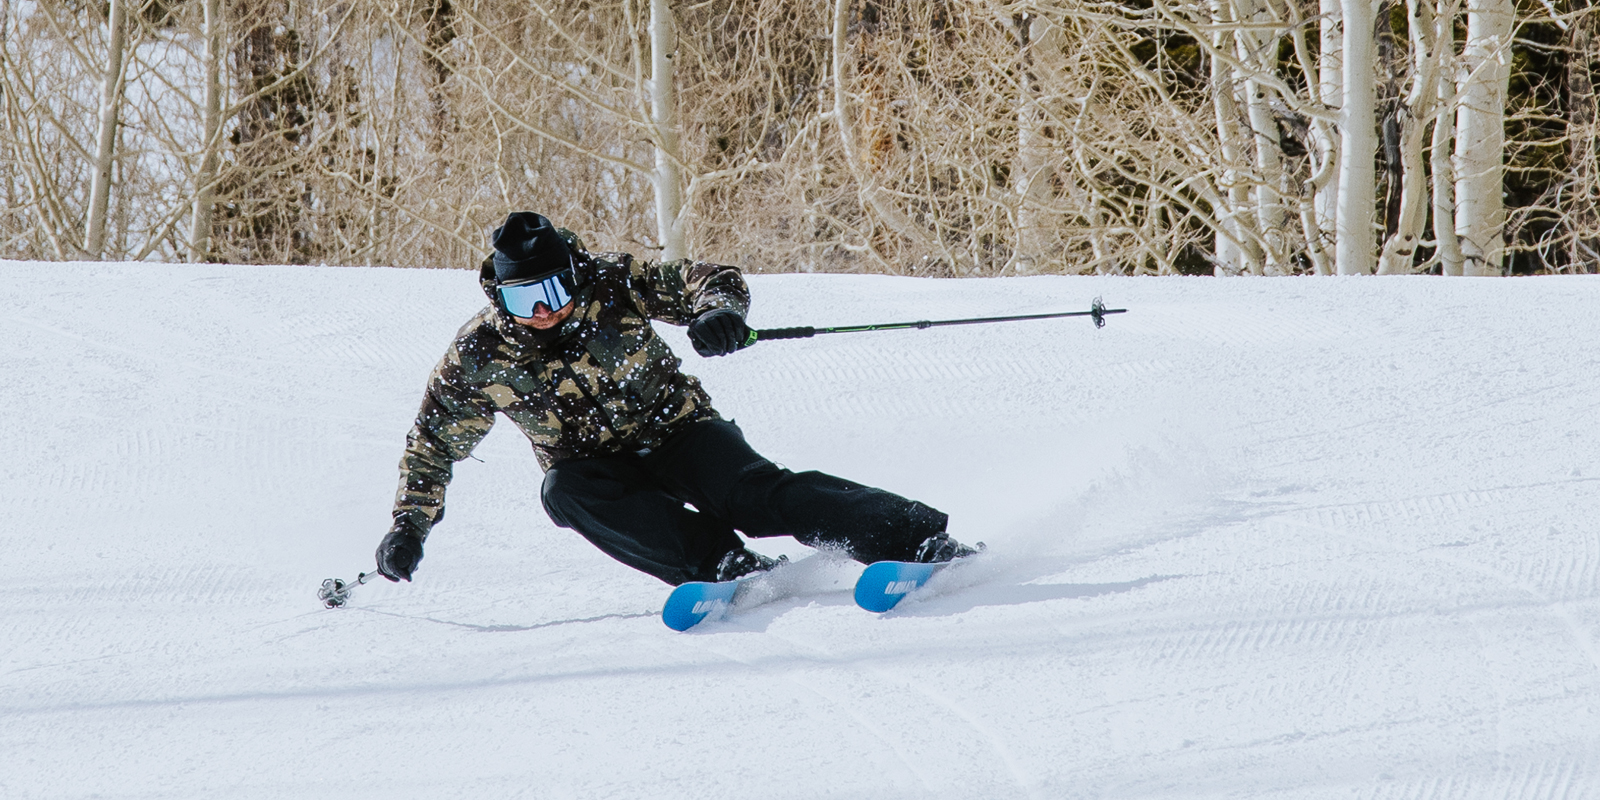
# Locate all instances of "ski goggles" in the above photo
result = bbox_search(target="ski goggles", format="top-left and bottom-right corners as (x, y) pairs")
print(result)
(497, 268), (576, 317)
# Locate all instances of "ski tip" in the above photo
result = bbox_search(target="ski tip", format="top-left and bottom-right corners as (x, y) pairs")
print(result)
(854, 561), (934, 613)
(662, 610), (702, 632)
(661, 581), (737, 631)
(854, 585), (906, 613)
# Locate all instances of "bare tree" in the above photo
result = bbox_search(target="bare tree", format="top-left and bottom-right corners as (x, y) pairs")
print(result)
(1431, 0), (1467, 274)
(1377, 0), (1445, 274)
(1455, 0), (1514, 275)
(1313, 0), (1342, 273)
(84, 0), (130, 258)
(646, 0), (687, 260)
(188, 0), (224, 261)
(1234, 0), (1290, 273)
(1570, 0), (1600, 269)
(1548, 0), (1600, 272)
(0, 0), (1592, 276)
(1012, 9), (1065, 273)
(1335, 0), (1377, 274)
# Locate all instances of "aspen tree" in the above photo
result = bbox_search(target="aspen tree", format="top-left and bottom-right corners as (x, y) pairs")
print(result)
(1377, 0), (1442, 273)
(1336, 0), (1377, 274)
(1314, 0), (1343, 273)
(1234, 0), (1289, 273)
(0, 0), (1590, 273)
(187, 0), (223, 262)
(1430, 0), (1467, 274)
(1571, 0), (1600, 268)
(1279, 0), (1336, 274)
(1014, 11), (1064, 273)
(1455, 0), (1514, 275)
(1209, 0), (1264, 274)
(649, 0), (686, 261)
(85, 0), (129, 258)
(828, 0), (954, 271)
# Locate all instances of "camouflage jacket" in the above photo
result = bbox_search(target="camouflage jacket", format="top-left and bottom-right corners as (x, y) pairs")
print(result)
(390, 250), (750, 541)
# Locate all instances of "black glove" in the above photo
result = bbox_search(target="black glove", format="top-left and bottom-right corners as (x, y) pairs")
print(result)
(687, 309), (751, 357)
(375, 529), (424, 582)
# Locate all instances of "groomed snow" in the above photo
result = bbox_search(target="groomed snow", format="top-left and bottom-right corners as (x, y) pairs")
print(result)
(3, 261), (1598, 799)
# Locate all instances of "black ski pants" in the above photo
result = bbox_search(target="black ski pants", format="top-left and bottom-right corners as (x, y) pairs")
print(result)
(540, 419), (947, 585)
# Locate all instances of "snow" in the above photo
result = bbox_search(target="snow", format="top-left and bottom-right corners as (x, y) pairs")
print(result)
(3, 260), (1599, 799)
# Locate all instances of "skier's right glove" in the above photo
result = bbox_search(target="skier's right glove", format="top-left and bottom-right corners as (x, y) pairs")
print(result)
(375, 528), (424, 582)
(687, 309), (752, 357)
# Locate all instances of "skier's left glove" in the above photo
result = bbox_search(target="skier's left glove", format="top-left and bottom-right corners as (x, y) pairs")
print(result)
(687, 309), (752, 357)
(375, 528), (424, 582)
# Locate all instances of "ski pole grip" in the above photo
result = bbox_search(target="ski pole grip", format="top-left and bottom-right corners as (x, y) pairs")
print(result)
(753, 326), (817, 342)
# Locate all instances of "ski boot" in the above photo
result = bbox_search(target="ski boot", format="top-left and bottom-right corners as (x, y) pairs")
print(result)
(715, 547), (787, 582)
(913, 532), (983, 564)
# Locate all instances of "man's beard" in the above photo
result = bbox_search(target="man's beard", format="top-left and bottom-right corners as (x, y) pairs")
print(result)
(505, 313), (573, 347)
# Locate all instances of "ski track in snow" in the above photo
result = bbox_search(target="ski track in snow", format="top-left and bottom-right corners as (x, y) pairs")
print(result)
(3, 263), (1600, 798)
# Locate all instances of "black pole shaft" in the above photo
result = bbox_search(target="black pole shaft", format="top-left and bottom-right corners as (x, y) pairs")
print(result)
(748, 301), (1126, 344)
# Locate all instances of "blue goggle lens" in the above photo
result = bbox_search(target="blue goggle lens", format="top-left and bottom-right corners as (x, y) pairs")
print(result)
(498, 271), (574, 317)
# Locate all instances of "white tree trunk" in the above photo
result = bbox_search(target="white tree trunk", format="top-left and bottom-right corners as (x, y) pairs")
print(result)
(1335, 0), (1377, 274)
(1432, 106), (1465, 274)
(1209, 0), (1262, 274)
(1377, 0), (1440, 274)
(1245, 82), (1287, 274)
(1375, 110), (1431, 274)
(1312, 0), (1343, 274)
(1235, 0), (1288, 273)
(187, 0), (224, 262)
(1454, 0), (1513, 276)
(1431, 0), (1466, 275)
(649, 0), (686, 262)
(1014, 12), (1063, 274)
(85, 0), (129, 259)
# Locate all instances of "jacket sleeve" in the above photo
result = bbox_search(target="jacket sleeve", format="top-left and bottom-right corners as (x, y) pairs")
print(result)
(390, 346), (496, 541)
(625, 256), (751, 325)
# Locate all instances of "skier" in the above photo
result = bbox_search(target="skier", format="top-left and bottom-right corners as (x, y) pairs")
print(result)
(374, 211), (978, 586)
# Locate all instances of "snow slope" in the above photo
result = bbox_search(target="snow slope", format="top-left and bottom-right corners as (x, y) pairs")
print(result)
(3, 261), (1598, 799)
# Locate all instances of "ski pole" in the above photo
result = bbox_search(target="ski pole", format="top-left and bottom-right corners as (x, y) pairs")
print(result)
(318, 570), (385, 609)
(743, 297), (1126, 346)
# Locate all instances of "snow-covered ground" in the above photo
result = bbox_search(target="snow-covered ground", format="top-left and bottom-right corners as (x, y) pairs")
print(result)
(3, 261), (1598, 799)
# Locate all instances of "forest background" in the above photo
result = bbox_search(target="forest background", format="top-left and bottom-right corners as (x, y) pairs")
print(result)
(2, 0), (1596, 277)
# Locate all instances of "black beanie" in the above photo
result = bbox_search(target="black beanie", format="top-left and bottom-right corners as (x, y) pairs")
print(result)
(491, 212), (573, 283)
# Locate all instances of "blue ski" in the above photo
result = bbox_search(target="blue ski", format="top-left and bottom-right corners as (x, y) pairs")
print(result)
(853, 560), (948, 612)
(662, 579), (744, 631)
(661, 560), (801, 631)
